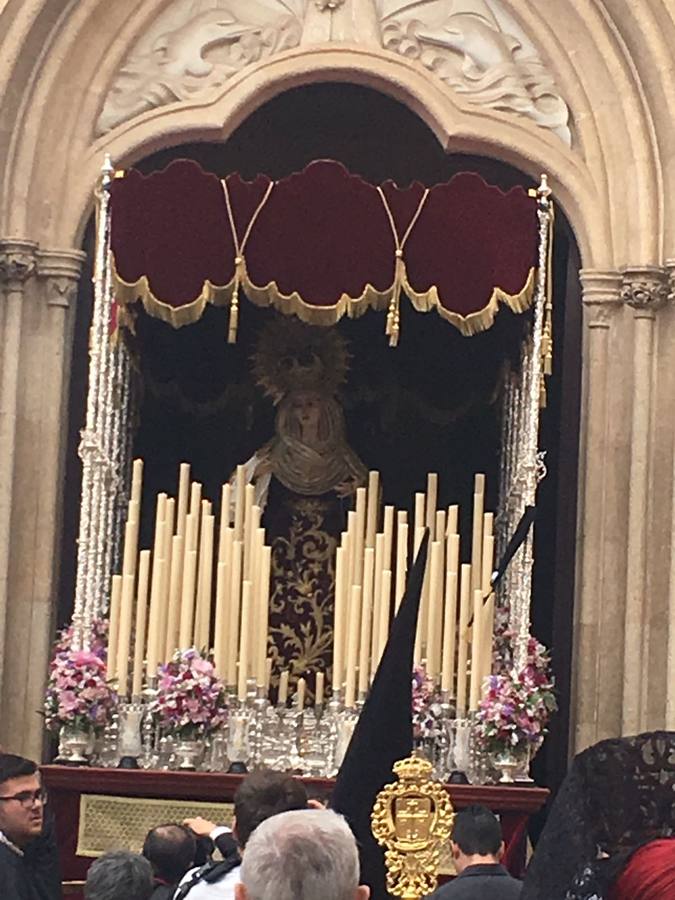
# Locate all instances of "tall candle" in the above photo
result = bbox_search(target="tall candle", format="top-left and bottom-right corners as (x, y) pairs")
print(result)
(469, 588), (484, 710)
(257, 545), (271, 686)
(382, 506), (394, 571)
(395, 519), (408, 612)
(358, 548), (375, 695)
(354, 487), (367, 586)
(176, 462), (190, 538)
(178, 550), (198, 650)
(226, 541), (242, 687)
(481, 592), (495, 687)
(447, 504), (458, 538)
(425, 541), (443, 681)
(456, 563), (472, 716)
(219, 484), (232, 557)
(158, 497), (175, 660)
(145, 494), (167, 673)
(189, 482), (202, 518)
(315, 671), (325, 707)
(234, 465), (245, 541)
(425, 473), (438, 539)
(366, 471), (379, 548)
(370, 534), (385, 680)
(441, 569), (458, 695)
(471, 474), (485, 594)
(482, 534), (495, 594)
(446, 532), (460, 578)
(131, 550), (151, 697)
(130, 458), (144, 506)
(121, 510), (140, 585)
(332, 546), (346, 694)
(375, 570), (392, 671)
(414, 492), (425, 536)
(213, 561), (229, 677)
(194, 513), (214, 651)
(237, 581), (252, 701)
(344, 585), (362, 708)
(164, 534), (184, 660)
(106, 575), (123, 682)
(245, 505), (261, 582)
(116, 573), (136, 697)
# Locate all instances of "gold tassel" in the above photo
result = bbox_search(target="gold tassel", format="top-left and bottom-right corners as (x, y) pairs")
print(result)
(387, 250), (404, 347)
(228, 256), (243, 344)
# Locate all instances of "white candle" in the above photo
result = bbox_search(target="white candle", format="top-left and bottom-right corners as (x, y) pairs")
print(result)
(344, 585), (362, 708)
(178, 550), (197, 650)
(369, 534), (385, 681)
(105, 574), (122, 684)
(332, 546), (346, 694)
(164, 534), (184, 660)
(382, 506), (394, 571)
(354, 487), (367, 586)
(425, 473), (438, 539)
(116, 572), (136, 697)
(395, 519), (408, 612)
(447, 504), (458, 538)
(366, 471), (379, 548)
(425, 541), (443, 681)
(234, 465), (246, 541)
(469, 588), (484, 711)
(213, 561), (229, 677)
(358, 548), (375, 695)
(278, 669), (289, 705)
(238, 581), (252, 701)
(131, 458), (144, 506)
(226, 541), (243, 687)
(471, 474), (485, 594)
(375, 570), (392, 671)
(194, 513), (214, 651)
(132, 551), (151, 697)
(414, 492), (425, 536)
(456, 563), (472, 716)
(315, 671), (325, 707)
(176, 462), (190, 538)
(296, 677), (306, 710)
(257, 545), (271, 686)
(441, 569), (458, 695)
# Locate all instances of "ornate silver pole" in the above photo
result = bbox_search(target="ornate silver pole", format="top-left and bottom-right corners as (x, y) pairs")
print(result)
(73, 156), (132, 647)
(497, 176), (552, 670)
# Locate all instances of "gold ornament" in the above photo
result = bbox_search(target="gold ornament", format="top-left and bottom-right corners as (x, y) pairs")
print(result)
(371, 756), (454, 900)
(252, 317), (350, 404)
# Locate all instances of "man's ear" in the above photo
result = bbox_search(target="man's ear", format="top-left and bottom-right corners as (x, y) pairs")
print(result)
(355, 886), (370, 900)
(497, 840), (505, 861)
(451, 841), (461, 860)
(234, 883), (247, 900)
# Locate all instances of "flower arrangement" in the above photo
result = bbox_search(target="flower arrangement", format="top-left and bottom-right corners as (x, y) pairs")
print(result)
(149, 648), (228, 740)
(44, 620), (118, 732)
(475, 636), (557, 756)
(412, 664), (443, 741)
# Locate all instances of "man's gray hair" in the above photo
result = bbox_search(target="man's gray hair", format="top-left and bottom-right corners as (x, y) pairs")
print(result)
(84, 850), (153, 900)
(239, 808), (360, 900)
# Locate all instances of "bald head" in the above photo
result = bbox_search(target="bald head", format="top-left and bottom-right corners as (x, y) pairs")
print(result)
(142, 823), (196, 884)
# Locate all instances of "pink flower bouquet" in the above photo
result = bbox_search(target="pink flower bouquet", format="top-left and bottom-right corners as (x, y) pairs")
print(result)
(149, 648), (228, 740)
(412, 664), (443, 741)
(44, 621), (118, 732)
(475, 636), (557, 756)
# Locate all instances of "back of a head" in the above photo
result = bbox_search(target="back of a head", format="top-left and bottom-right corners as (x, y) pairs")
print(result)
(85, 850), (153, 900)
(240, 808), (359, 900)
(234, 769), (308, 848)
(0, 753), (37, 788)
(452, 805), (502, 857)
(142, 823), (196, 883)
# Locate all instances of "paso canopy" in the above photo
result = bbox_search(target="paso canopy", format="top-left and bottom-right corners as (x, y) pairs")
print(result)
(110, 159), (539, 344)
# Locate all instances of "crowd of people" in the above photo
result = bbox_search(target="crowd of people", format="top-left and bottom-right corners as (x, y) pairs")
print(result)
(0, 747), (673, 900)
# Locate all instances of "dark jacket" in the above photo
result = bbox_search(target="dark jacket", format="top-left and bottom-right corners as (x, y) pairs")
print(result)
(0, 814), (62, 900)
(430, 863), (522, 900)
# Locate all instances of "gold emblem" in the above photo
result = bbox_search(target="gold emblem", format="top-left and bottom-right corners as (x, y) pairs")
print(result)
(371, 756), (454, 900)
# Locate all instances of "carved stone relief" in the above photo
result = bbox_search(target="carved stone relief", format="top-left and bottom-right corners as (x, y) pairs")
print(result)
(97, 0), (571, 146)
(96, 0), (306, 135)
(377, 0), (571, 144)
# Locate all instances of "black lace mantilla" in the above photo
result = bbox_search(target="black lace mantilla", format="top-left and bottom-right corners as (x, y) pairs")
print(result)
(521, 731), (675, 900)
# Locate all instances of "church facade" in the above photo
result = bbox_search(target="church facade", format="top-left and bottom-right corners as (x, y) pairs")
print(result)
(1, 0), (674, 762)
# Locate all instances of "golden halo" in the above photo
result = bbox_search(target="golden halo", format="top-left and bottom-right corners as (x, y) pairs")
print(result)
(252, 317), (350, 404)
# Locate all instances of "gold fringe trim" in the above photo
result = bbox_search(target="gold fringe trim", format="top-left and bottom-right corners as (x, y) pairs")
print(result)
(403, 266), (536, 337)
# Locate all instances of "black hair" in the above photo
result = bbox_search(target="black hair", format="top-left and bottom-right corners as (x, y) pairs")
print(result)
(142, 824), (196, 884)
(0, 754), (37, 788)
(233, 769), (308, 848)
(451, 805), (503, 856)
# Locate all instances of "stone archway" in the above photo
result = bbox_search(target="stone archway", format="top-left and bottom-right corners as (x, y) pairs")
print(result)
(1, 0), (674, 759)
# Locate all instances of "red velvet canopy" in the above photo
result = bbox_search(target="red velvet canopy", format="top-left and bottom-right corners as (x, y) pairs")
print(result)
(110, 159), (539, 343)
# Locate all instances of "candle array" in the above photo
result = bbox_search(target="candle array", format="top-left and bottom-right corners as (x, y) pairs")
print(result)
(106, 460), (496, 719)
(332, 471), (496, 713)
(107, 461), (272, 700)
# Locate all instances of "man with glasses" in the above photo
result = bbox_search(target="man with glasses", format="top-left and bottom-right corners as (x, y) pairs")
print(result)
(0, 752), (61, 899)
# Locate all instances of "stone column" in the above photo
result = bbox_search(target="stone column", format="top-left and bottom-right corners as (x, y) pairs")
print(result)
(621, 267), (668, 734)
(0, 240), (37, 696)
(666, 259), (675, 730)
(572, 270), (623, 751)
(0, 246), (84, 758)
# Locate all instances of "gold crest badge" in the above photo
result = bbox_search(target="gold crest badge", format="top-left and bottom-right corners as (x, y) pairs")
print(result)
(371, 756), (454, 900)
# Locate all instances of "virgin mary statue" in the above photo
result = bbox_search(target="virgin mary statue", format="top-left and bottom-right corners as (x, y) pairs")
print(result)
(235, 320), (366, 696)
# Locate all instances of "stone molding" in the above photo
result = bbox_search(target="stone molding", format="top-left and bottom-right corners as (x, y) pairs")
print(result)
(0, 239), (38, 288)
(37, 249), (86, 309)
(621, 266), (669, 319)
(579, 269), (622, 329)
(95, 0), (570, 144)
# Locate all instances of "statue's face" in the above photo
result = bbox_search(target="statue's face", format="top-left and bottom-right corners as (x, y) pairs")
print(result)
(291, 391), (322, 431)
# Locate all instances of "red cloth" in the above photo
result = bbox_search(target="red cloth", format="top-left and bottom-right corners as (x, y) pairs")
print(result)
(609, 839), (675, 900)
(110, 158), (537, 320)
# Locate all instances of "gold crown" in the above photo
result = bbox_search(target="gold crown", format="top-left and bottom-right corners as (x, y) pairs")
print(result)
(252, 317), (350, 404)
(392, 755), (434, 783)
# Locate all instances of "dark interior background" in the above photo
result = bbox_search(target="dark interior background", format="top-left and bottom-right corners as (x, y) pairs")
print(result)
(60, 84), (581, 810)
